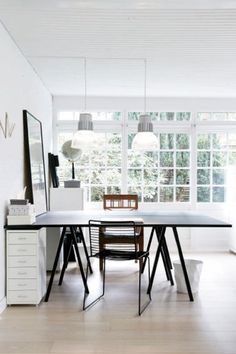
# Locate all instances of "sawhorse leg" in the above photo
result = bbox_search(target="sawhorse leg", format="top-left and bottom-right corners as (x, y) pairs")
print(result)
(172, 227), (193, 301)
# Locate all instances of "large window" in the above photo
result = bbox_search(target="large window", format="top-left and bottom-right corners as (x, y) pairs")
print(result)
(55, 110), (236, 204)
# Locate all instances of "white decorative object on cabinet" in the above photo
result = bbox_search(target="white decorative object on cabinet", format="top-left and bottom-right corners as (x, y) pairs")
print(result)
(7, 228), (46, 305)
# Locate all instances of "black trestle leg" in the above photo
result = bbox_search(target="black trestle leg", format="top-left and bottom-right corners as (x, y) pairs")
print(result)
(172, 227), (194, 302)
(70, 226), (89, 294)
(147, 227), (166, 294)
(155, 227), (174, 286)
(58, 235), (73, 286)
(45, 226), (67, 302)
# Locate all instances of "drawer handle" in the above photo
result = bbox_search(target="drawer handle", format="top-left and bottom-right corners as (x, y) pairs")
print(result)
(18, 249), (27, 252)
(17, 272), (27, 275)
(18, 283), (27, 287)
(17, 260), (26, 264)
(17, 295), (28, 298)
(18, 237), (27, 240)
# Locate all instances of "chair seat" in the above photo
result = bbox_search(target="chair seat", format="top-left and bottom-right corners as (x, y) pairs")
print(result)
(95, 249), (149, 261)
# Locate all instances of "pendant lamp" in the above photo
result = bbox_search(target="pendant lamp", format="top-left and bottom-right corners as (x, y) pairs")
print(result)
(132, 59), (158, 150)
(71, 58), (95, 149)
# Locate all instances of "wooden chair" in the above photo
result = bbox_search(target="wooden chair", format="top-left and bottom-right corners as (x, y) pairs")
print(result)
(101, 194), (144, 270)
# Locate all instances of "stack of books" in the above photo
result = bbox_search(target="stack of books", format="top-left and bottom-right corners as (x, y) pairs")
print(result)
(7, 199), (36, 225)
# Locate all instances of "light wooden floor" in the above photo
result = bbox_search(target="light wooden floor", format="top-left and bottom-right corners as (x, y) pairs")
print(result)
(1, 252), (236, 354)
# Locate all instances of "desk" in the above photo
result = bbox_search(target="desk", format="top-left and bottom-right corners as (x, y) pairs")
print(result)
(7, 210), (231, 303)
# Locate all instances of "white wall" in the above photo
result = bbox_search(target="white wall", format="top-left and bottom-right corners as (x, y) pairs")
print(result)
(0, 23), (52, 312)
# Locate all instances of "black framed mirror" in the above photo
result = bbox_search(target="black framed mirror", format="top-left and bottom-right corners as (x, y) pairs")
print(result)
(23, 110), (48, 215)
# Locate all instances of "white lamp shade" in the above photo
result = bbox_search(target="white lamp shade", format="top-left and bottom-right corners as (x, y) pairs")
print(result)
(71, 112), (95, 149)
(71, 130), (96, 149)
(132, 114), (158, 150)
(132, 131), (158, 150)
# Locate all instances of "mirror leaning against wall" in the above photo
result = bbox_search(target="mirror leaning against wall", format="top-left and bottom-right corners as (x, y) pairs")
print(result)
(23, 109), (48, 215)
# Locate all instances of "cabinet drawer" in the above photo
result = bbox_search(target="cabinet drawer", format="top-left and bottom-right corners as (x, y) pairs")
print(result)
(8, 267), (37, 278)
(8, 279), (37, 290)
(7, 291), (37, 304)
(8, 244), (36, 256)
(8, 232), (37, 244)
(8, 256), (36, 267)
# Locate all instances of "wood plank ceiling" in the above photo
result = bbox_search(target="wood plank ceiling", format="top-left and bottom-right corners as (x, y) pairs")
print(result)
(0, 0), (236, 97)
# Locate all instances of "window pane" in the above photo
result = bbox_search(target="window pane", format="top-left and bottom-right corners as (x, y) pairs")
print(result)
(128, 112), (141, 121)
(148, 112), (159, 121)
(197, 187), (210, 202)
(143, 187), (158, 202)
(229, 152), (236, 165)
(212, 169), (225, 185)
(212, 152), (227, 167)
(212, 133), (227, 149)
(107, 169), (121, 185)
(127, 186), (142, 201)
(197, 169), (210, 185)
(143, 151), (158, 167)
(160, 112), (174, 121)
(198, 113), (212, 121)
(176, 187), (190, 202)
(160, 187), (173, 202)
(160, 134), (174, 149)
(91, 169), (106, 184)
(212, 113), (227, 121)
(79, 152), (90, 166)
(84, 112), (121, 121)
(197, 134), (211, 149)
(107, 186), (121, 194)
(176, 112), (191, 121)
(77, 168), (89, 184)
(128, 133), (135, 149)
(160, 152), (174, 167)
(107, 150), (122, 167)
(128, 151), (142, 167)
(213, 187), (225, 202)
(228, 113), (236, 121)
(107, 133), (122, 149)
(176, 152), (190, 167)
(143, 169), (158, 185)
(197, 152), (210, 167)
(228, 134), (236, 149)
(176, 169), (190, 185)
(90, 150), (106, 167)
(176, 134), (189, 149)
(91, 187), (105, 201)
(128, 169), (142, 185)
(160, 169), (174, 185)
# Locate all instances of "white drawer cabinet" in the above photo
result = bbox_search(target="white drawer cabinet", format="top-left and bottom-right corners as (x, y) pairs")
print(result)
(7, 229), (46, 305)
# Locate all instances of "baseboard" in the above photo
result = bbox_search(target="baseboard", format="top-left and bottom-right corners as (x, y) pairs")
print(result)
(0, 296), (7, 314)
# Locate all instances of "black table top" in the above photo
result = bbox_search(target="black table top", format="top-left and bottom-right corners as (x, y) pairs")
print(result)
(5, 210), (232, 229)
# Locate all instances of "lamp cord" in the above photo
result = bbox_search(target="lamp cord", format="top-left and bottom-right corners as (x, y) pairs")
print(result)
(84, 57), (87, 111)
(144, 58), (147, 114)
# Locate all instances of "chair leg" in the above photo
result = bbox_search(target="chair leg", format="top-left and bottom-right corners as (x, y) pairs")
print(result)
(83, 257), (106, 311)
(78, 226), (93, 274)
(141, 227), (155, 273)
(138, 256), (152, 316)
